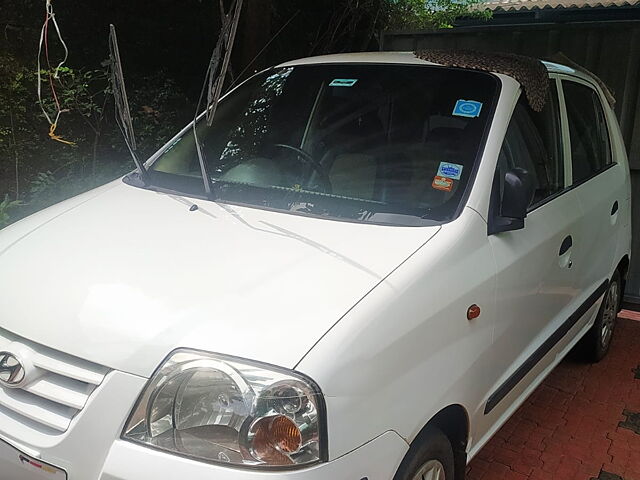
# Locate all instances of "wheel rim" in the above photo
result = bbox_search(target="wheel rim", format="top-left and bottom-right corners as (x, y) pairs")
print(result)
(601, 281), (618, 349)
(412, 459), (446, 480)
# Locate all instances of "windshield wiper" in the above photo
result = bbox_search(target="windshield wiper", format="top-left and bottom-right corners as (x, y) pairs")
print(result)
(108, 24), (150, 186)
(192, 0), (244, 198)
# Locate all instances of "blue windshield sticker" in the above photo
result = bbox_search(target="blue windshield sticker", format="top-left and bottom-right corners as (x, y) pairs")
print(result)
(330, 78), (358, 87)
(453, 99), (483, 118)
(437, 162), (464, 180)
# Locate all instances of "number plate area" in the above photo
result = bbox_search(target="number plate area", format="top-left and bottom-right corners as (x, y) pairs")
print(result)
(0, 438), (67, 479)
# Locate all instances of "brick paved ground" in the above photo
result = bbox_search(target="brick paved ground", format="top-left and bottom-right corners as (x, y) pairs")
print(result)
(467, 316), (640, 480)
(620, 309), (640, 322)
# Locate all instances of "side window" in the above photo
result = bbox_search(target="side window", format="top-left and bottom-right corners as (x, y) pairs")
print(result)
(497, 88), (563, 208)
(562, 81), (612, 184)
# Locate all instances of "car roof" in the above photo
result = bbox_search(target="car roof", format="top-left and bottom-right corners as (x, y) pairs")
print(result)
(278, 51), (590, 82)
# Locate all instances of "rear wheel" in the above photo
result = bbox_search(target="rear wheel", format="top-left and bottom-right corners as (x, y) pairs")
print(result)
(581, 271), (621, 362)
(394, 426), (454, 480)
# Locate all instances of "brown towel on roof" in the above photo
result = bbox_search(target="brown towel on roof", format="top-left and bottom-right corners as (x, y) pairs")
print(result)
(415, 49), (550, 112)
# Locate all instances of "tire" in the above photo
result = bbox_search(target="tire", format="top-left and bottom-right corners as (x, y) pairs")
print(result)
(394, 426), (455, 480)
(581, 271), (621, 363)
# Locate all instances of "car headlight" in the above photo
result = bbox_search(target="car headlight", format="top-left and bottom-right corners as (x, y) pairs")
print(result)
(123, 350), (327, 468)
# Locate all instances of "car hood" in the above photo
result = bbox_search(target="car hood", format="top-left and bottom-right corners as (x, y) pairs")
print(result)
(0, 181), (440, 377)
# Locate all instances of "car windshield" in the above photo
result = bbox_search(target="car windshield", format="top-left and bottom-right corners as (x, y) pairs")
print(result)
(147, 63), (499, 226)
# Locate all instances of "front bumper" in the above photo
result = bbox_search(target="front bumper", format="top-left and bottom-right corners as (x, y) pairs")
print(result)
(0, 371), (145, 479)
(100, 432), (407, 480)
(0, 371), (408, 480)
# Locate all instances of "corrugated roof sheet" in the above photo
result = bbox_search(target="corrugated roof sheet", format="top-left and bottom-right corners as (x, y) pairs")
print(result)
(484, 0), (640, 11)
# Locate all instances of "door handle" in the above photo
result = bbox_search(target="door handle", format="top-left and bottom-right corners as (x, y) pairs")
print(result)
(559, 235), (573, 256)
(611, 201), (619, 216)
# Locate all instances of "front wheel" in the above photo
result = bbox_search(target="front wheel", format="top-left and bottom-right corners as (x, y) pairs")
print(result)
(394, 426), (454, 480)
(581, 271), (621, 362)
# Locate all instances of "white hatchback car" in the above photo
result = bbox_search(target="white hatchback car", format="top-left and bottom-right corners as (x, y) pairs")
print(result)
(0, 52), (631, 480)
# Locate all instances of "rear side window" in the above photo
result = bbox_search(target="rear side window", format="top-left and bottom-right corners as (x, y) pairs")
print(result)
(497, 88), (563, 208)
(562, 81), (612, 184)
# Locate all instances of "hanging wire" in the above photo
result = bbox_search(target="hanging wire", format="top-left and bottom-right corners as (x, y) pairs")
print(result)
(229, 9), (300, 90)
(37, 0), (75, 145)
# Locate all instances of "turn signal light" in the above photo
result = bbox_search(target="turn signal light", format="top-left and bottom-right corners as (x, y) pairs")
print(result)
(467, 304), (481, 320)
(249, 415), (302, 465)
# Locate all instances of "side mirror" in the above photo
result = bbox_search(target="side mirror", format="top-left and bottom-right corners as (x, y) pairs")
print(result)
(488, 167), (535, 235)
(501, 167), (534, 220)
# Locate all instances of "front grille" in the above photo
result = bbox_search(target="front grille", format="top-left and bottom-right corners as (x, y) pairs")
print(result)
(0, 328), (109, 433)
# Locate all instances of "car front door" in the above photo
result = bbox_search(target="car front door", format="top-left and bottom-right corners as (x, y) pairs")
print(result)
(479, 78), (583, 435)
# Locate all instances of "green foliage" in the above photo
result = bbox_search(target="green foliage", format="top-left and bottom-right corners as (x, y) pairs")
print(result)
(0, 195), (22, 228)
(53, 67), (111, 130)
(129, 72), (191, 159)
(36, 67), (109, 134)
(28, 171), (58, 206)
(277, 0), (491, 57)
(0, 51), (35, 198)
(385, 0), (491, 30)
(0, 56), (190, 229)
(0, 0), (488, 231)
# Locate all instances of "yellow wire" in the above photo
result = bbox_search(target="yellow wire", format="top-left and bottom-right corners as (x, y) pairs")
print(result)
(48, 123), (76, 146)
(39, 0), (75, 146)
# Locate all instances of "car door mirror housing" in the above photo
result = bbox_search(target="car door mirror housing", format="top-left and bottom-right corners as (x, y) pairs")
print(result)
(501, 168), (534, 220)
(489, 167), (535, 235)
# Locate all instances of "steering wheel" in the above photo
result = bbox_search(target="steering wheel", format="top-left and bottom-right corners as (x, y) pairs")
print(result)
(272, 144), (332, 193)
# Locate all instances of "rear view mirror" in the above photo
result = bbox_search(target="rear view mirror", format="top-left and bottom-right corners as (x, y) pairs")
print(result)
(489, 167), (534, 235)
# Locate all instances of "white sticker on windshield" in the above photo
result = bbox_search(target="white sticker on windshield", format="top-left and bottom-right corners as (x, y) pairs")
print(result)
(437, 162), (464, 180)
(329, 78), (358, 87)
